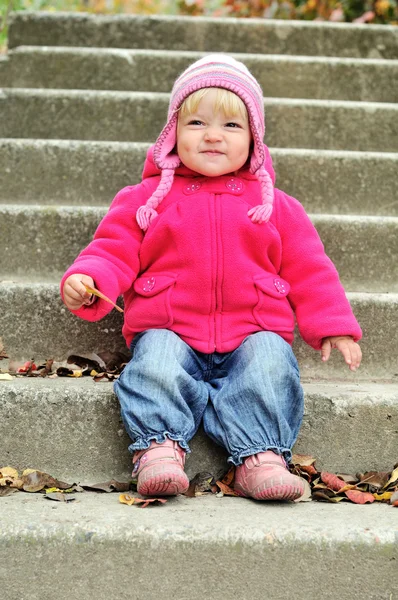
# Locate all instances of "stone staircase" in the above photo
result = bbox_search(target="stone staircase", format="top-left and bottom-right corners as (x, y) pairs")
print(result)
(0, 11), (397, 599)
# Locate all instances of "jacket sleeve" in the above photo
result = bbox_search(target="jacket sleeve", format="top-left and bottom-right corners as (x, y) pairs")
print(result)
(60, 185), (145, 321)
(275, 191), (362, 350)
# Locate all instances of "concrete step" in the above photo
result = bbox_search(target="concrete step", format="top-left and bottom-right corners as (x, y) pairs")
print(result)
(0, 377), (397, 479)
(1, 89), (397, 152)
(1, 493), (396, 600)
(0, 283), (396, 380)
(1, 139), (397, 216)
(1, 206), (396, 293)
(1, 47), (398, 103)
(8, 11), (398, 59)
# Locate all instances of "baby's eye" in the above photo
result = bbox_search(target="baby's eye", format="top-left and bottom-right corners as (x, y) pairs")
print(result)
(225, 122), (241, 128)
(187, 119), (203, 126)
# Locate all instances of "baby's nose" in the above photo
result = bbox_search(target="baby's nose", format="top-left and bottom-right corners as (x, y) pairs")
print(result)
(204, 127), (222, 141)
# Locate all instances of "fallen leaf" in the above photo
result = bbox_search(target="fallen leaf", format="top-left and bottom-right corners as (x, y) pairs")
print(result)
(83, 284), (124, 313)
(119, 493), (167, 508)
(291, 454), (316, 467)
(97, 350), (130, 371)
(219, 465), (235, 487)
(21, 470), (72, 493)
(335, 473), (359, 484)
(45, 492), (76, 502)
(384, 467), (398, 489)
(17, 360), (37, 375)
(345, 490), (375, 504)
(0, 373), (14, 381)
(0, 487), (18, 497)
(93, 372), (119, 382)
(184, 472), (217, 497)
(294, 479), (312, 503)
(373, 492), (393, 502)
(82, 480), (130, 493)
(67, 354), (102, 372)
(38, 359), (54, 378)
(357, 471), (390, 489)
(312, 490), (345, 503)
(215, 480), (238, 496)
(0, 467), (19, 479)
(321, 471), (347, 492)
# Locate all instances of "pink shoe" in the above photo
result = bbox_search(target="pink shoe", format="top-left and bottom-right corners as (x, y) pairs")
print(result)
(234, 450), (305, 501)
(132, 438), (189, 497)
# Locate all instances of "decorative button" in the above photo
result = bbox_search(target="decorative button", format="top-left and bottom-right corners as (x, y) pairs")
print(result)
(143, 277), (156, 292)
(183, 182), (202, 194)
(225, 178), (243, 193)
(274, 278), (286, 294)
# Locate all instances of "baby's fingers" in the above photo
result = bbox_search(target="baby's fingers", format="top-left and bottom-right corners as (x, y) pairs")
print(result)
(321, 338), (332, 362)
(336, 340), (361, 371)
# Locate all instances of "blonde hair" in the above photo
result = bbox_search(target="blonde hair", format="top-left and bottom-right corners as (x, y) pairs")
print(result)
(178, 88), (248, 121)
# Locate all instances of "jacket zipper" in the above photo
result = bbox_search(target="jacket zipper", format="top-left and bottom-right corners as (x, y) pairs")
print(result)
(213, 194), (223, 351)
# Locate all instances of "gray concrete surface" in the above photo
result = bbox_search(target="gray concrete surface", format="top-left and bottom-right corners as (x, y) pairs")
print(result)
(8, 11), (398, 59)
(0, 493), (396, 600)
(1, 140), (397, 216)
(1, 89), (397, 152)
(0, 284), (396, 379)
(2, 47), (398, 102)
(1, 206), (397, 292)
(0, 378), (397, 479)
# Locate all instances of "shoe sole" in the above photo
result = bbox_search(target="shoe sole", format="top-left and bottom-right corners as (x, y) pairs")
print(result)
(235, 482), (305, 502)
(137, 465), (189, 497)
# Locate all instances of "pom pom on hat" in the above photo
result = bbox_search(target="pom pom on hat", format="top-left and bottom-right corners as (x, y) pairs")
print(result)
(136, 54), (274, 230)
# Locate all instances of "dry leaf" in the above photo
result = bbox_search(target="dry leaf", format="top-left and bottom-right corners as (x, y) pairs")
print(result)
(215, 480), (238, 496)
(45, 492), (76, 502)
(82, 480), (130, 493)
(0, 487), (18, 497)
(345, 490), (375, 504)
(83, 284), (124, 313)
(21, 470), (72, 493)
(184, 472), (217, 497)
(312, 490), (345, 503)
(357, 471), (390, 489)
(373, 491), (393, 502)
(335, 473), (359, 484)
(0, 373), (14, 381)
(219, 465), (235, 487)
(0, 467), (19, 479)
(119, 493), (167, 508)
(320, 472), (346, 492)
(291, 454), (316, 467)
(385, 467), (398, 489)
(38, 359), (54, 377)
(294, 479), (312, 503)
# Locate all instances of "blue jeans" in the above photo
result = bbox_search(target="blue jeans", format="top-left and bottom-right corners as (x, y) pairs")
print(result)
(114, 329), (304, 465)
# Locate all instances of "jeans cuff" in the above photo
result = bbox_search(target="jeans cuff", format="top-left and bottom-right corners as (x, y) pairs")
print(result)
(128, 432), (191, 454)
(228, 445), (293, 466)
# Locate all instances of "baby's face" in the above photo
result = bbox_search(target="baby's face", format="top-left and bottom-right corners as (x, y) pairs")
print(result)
(176, 88), (251, 177)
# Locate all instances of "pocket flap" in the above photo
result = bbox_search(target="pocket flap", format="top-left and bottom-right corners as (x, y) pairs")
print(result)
(133, 274), (177, 297)
(254, 274), (290, 298)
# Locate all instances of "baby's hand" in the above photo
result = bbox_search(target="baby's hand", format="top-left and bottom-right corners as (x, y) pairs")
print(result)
(321, 336), (362, 372)
(63, 274), (95, 311)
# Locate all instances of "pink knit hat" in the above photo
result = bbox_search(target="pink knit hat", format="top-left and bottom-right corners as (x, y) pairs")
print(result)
(136, 54), (274, 231)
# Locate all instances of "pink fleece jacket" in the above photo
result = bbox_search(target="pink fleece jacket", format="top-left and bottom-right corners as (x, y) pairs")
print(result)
(60, 145), (362, 353)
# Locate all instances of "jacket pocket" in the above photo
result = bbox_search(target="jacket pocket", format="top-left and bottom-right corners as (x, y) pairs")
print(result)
(127, 273), (177, 330)
(253, 274), (295, 333)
